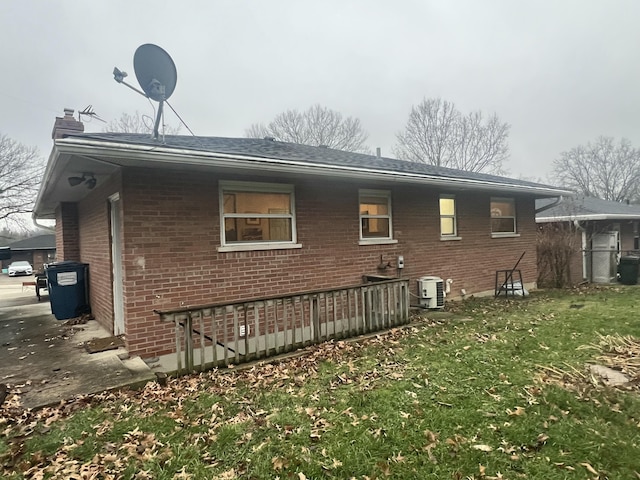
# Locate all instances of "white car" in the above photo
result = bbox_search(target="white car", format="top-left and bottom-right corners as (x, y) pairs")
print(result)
(8, 261), (33, 276)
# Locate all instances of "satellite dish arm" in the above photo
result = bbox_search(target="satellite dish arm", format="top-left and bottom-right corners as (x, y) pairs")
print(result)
(113, 67), (148, 98)
(153, 101), (164, 140)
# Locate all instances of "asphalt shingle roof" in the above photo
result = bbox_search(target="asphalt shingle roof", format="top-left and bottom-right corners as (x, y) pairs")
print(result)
(3, 234), (56, 250)
(537, 196), (640, 220)
(69, 132), (562, 192)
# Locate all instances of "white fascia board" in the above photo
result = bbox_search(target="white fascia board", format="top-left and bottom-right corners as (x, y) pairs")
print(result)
(537, 213), (640, 223)
(53, 138), (572, 197)
(33, 144), (65, 219)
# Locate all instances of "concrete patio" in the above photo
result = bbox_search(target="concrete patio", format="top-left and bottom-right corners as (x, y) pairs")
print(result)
(0, 274), (156, 410)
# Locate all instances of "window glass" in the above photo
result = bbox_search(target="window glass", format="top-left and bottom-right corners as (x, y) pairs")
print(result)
(360, 196), (389, 215)
(491, 217), (516, 233)
(491, 199), (515, 217)
(439, 196), (456, 236)
(362, 218), (390, 238)
(490, 198), (516, 234)
(359, 190), (392, 240)
(439, 197), (455, 216)
(223, 192), (290, 214)
(440, 218), (455, 236)
(221, 183), (295, 245)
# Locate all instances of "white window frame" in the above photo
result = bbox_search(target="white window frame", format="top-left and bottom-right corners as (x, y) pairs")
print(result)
(490, 197), (519, 237)
(359, 189), (397, 245)
(218, 180), (301, 252)
(439, 194), (460, 240)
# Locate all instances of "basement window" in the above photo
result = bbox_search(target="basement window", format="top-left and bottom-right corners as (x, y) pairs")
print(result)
(359, 189), (396, 245)
(490, 197), (517, 236)
(218, 181), (301, 252)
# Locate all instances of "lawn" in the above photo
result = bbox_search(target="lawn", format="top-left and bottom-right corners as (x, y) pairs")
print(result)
(2, 286), (639, 479)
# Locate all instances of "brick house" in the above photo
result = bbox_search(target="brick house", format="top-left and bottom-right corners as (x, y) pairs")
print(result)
(33, 110), (569, 360)
(1, 234), (56, 272)
(537, 196), (640, 284)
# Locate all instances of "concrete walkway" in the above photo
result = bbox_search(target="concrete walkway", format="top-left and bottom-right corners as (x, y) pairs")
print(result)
(0, 275), (155, 410)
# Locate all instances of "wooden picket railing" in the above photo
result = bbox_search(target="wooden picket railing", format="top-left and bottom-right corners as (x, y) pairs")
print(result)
(155, 278), (410, 374)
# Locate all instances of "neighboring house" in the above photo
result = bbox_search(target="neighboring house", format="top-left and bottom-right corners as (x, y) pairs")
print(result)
(33, 110), (570, 360)
(536, 196), (640, 284)
(1, 234), (56, 273)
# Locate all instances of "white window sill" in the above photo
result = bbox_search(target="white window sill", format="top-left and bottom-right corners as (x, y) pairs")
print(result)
(440, 236), (462, 241)
(491, 233), (520, 239)
(218, 243), (303, 252)
(358, 239), (398, 246)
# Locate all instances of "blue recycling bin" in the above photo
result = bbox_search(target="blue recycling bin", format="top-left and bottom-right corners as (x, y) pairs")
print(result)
(46, 261), (90, 320)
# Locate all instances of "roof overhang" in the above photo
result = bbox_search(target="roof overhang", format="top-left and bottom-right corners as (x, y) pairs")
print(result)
(34, 137), (572, 219)
(537, 214), (640, 223)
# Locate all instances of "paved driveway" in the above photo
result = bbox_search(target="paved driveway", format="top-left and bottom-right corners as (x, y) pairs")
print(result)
(0, 274), (155, 409)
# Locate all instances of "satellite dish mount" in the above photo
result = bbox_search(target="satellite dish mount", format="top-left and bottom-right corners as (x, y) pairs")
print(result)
(113, 44), (178, 140)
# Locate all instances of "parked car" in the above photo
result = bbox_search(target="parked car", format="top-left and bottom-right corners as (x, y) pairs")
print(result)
(8, 261), (33, 276)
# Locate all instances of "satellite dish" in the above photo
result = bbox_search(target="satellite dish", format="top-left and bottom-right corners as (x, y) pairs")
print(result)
(133, 44), (177, 102)
(113, 44), (179, 140)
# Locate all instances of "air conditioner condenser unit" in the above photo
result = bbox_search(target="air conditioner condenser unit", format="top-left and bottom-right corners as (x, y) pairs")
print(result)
(418, 276), (445, 309)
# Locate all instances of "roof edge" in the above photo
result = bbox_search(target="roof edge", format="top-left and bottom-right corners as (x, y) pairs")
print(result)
(537, 213), (640, 222)
(54, 138), (572, 195)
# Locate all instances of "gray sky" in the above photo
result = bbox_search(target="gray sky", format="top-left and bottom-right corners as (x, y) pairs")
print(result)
(2, 0), (639, 181)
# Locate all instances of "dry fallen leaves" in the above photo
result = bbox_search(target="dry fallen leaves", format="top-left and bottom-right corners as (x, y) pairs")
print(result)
(2, 317), (638, 479)
(580, 462), (599, 476)
(506, 406), (526, 417)
(536, 333), (640, 400)
(472, 444), (493, 452)
(271, 456), (288, 472)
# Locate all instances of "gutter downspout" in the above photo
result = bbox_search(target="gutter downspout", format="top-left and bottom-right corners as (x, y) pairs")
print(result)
(535, 195), (564, 214)
(574, 220), (588, 281)
(32, 217), (55, 232)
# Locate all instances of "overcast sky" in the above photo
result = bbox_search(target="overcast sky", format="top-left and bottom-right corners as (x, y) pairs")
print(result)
(2, 1), (639, 181)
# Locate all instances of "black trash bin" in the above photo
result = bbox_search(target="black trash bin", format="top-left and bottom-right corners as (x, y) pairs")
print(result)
(618, 256), (640, 285)
(46, 261), (90, 320)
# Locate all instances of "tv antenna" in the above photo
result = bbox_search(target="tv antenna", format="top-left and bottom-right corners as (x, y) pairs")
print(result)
(113, 44), (178, 140)
(78, 105), (106, 123)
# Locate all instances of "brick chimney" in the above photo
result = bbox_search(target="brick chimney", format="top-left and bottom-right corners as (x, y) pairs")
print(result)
(52, 108), (84, 140)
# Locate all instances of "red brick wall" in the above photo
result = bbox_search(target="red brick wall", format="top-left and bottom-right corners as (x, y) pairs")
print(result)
(55, 203), (80, 261)
(117, 168), (540, 358)
(394, 186), (538, 295)
(76, 173), (122, 334)
(32, 250), (56, 272)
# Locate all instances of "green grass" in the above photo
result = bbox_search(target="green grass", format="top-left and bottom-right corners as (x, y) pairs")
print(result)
(2, 286), (640, 479)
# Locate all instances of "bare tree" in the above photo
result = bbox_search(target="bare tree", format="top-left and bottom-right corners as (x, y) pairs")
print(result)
(0, 134), (43, 226)
(246, 105), (370, 153)
(536, 222), (581, 288)
(552, 136), (640, 202)
(104, 111), (181, 135)
(394, 98), (510, 174)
